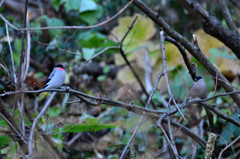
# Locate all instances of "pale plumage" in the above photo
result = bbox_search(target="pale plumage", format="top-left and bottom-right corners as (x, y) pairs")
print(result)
(190, 76), (207, 99)
(43, 64), (66, 89)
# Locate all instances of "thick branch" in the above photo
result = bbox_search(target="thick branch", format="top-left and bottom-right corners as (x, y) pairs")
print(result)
(129, 0), (240, 106)
(179, 0), (240, 59)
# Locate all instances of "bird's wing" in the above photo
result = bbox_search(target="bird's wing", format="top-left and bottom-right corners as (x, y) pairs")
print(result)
(46, 68), (57, 84)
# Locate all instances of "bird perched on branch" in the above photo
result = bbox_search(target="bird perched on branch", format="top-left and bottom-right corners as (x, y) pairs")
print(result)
(42, 64), (66, 89)
(190, 76), (207, 99)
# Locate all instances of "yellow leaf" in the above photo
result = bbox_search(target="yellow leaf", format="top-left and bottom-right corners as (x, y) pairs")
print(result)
(0, 36), (13, 42)
(195, 29), (240, 76)
(110, 14), (156, 52)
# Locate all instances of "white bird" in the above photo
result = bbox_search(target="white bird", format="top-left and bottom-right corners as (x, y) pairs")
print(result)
(190, 76), (207, 99)
(43, 64), (66, 89)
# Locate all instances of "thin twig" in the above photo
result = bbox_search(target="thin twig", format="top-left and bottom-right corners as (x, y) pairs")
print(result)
(23, 10), (31, 81)
(18, 0), (29, 143)
(0, 0), (134, 31)
(159, 30), (186, 121)
(159, 123), (179, 158)
(0, 113), (26, 143)
(120, 115), (144, 159)
(86, 46), (119, 62)
(219, 0), (238, 33)
(0, 63), (10, 77)
(27, 92), (57, 156)
(120, 70), (164, 158)
(144, 50), (153, 93)
(31, 35), (85, 59)
(66, 133), (82, 147)
(17, 0), (28, 90)
(118, 16), (157, 109)
(24, 107), (65, 159)
(0, 99), (28, 154)
(119, 32), (164, 157)
(218, 136), (240, 159)
(0, 0), (4, 7)
(165, 36), (195, 80)
(5, 23), (17, 84)
(213, 71), (219, 95)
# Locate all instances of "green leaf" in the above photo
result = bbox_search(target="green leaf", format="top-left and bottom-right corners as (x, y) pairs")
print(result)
(13, 38), (22, 66)
(40, 16), (64, 38)
(1, 147), (9, 155)
(0, 136), (11, 146)
(103, 66), (110, 74)
(78, 31), (105, 46)
(51, 0), (66, 11)
(47, 107), (61, 117)
(79, 0), (97, 13)
(78, 31), (115, 48)
(220, 113), (240, 145)
(0, 118), (7, 126)
(64, 0), (81, 12)
(54, 118), (119, 133)
(79, 5), (103, 25)
(61, 123), (117, 133)
(0, 7), (4, 12)
(86, 118), (98, 126)
(79, 113), (95, 122)
(97, 75), (106, 81)
(82, 48), (95, 60)
(29, 21), (42, 35)
(46, 39), (57, 51)
(171, 67), (193, 100)
(107, 155), (119, 159)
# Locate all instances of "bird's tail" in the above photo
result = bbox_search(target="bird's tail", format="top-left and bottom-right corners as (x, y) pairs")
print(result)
(42, 84), (48, 89)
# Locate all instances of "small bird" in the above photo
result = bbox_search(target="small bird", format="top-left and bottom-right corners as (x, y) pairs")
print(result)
(42, 64), (66, 89)
(190, 76), (207, 99)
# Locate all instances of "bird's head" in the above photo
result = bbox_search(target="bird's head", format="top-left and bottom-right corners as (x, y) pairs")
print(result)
(194, 76), (202, 82)
(55, 64), (64, 71)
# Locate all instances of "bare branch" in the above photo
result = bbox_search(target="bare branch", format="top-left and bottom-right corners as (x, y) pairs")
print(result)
(159, 123), (179, 158)
(120, 116), (144, 159)
(165, 36), (196, 80)
(0, 99), (28, 154)
(5, 23), (17, 84)
(144, 50), (153, 93)
(179, 0), (240, 59)
(129, 0), (240, 106)
(219, 0), (238, 33)
(0, 0), (134, 31)
(159, 30), (186, 121)
(118, 15), (157, 109)
(27, 92), (57, 156)
(23, 10), (31, 81)
(218, 136), (240, 159)
(86, 46), (119, 62)
(24, 104), (65, 159)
